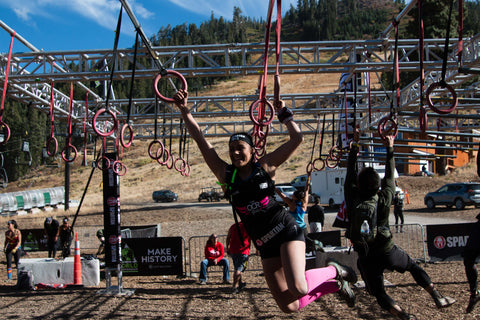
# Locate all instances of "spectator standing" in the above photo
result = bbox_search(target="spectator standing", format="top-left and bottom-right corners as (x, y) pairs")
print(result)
(4, 220), (21, 281)
(44, 217), (59, 258)
(393, 190), (405, 233)
(226, 222), (251, 293)
(308, 196), (325, 233)
(59, 217), (74, 259)
(199, 234), (230, 285)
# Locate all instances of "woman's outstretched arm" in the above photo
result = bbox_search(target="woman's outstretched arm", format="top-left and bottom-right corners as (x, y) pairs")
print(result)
(173, 89), (227, 183)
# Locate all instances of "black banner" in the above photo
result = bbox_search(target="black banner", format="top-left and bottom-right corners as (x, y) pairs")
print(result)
(22, 229), (47, 252)
(121, 237), (183, 276)
(103, 152), (121, 268)
(426, 223), (475, 261)
(308, 230), (342, 247)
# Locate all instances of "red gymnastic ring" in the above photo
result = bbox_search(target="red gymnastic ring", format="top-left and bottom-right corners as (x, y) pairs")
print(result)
(112, 160), (127, 176)
(120, 123), (134, 148)
(46, 136), (58, 157)
(153, 70), (188, 103)
(97, 155), (111, 171)
(92, 108), (118, 137)
(377, 116), (398, 140)
(313, 158), (325, 171)
(148, 140), (165, 160)
(425, 82), (458, 114)
(249, 99), (275, 126)
(61, 144), (78, 163)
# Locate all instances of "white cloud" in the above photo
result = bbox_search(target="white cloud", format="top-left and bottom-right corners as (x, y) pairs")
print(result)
(2, 0), (153, 32)
(167, 0), (296, 21)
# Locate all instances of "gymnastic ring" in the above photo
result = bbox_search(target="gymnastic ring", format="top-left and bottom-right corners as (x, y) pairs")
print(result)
(153, 70), (188, 103)
(157, 148), (170, 166)
(312, 158), (325, 171)
(148, 140), (165, 160)
(61, 144), (78, 163)
(306, 162), (314, 175)
(174, 157), (187, 173)
(112, 161), (127, 176)
(329, 145), (342, 162)
(377, 116), (398, 140)
(92, 108), (118, 137)
(120, 123), (134, 148)
(46, 136), (58, 157)
(182, 164), (191, 177)
(0, 121), (10, 146)
(325, 157), (338, 169)
(165, 153), (175, 169)
(249, 99), (275, 126)
(97, 155), (111, 171)
(425, 81), (458, 114)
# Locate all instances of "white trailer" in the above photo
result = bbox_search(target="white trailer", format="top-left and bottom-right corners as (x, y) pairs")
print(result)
(310, 168), (347, 207)
(307, 165), (399, 207)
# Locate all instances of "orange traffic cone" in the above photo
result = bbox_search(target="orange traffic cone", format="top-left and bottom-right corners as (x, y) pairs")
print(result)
(73, 232), (82, 285)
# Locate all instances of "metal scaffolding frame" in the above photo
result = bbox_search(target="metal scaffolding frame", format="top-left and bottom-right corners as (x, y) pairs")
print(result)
(1, 1), (480, 166)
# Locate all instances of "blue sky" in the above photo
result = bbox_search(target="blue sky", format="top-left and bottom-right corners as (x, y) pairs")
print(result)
(0, 0), (296, 53)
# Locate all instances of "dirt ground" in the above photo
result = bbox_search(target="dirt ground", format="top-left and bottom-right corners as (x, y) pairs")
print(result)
(1, 170), (480, 319)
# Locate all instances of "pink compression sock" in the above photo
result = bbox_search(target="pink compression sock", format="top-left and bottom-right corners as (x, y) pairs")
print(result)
(298, 265), (339, 310)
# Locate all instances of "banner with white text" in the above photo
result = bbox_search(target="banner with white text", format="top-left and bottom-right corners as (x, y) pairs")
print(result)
(426, 223), (474, 261)
(121, 237), (183, 276)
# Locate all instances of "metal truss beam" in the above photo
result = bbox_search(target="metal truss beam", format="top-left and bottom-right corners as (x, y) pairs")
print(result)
(1, 20), (480, 145)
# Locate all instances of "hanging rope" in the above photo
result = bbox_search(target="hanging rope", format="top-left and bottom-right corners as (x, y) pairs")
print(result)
(165, 105), (175, 170)
(157, 98), (170, 165)
(61, 82), (78, 163)
(82, 92), (89, 166)
(148, 95), (165, 160)
(249, 0), (282, 158)
(46, 81), (58, 156)
(112, 133), (127, 176)
(418, 0), (428, 133)
(312, 114), (326, 172)
(120, 32), (139, 149)
(378, 19), (399, 140)
(0, 31), (15, 146)
(97, 124), (111, 171)
(425, 0), (458, 114)
(305, 115), (319, 176)
(92, 7), (122, 137)
(458, 0), (464, 66)
(327, 112), (341, 168)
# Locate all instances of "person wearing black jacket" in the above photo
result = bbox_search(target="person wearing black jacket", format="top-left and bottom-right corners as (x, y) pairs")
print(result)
(44, 217), (59, 258)
(344, 129), (455, 320)
(308, 196), (324, 233)
(464, 147), (480, 313)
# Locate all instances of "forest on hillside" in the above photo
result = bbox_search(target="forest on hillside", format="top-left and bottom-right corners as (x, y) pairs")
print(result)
(1, 0), (479, 183)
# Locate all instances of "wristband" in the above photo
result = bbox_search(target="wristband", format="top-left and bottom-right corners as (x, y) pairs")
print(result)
(277, 107), (294, 124)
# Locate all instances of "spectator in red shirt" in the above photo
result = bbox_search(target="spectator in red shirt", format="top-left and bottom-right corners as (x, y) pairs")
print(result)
(226, 222), (251, 293)
(199, 234), (230, 285)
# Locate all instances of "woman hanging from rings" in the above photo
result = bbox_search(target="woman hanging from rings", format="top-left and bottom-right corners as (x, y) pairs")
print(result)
(173, 89), (357, 313)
